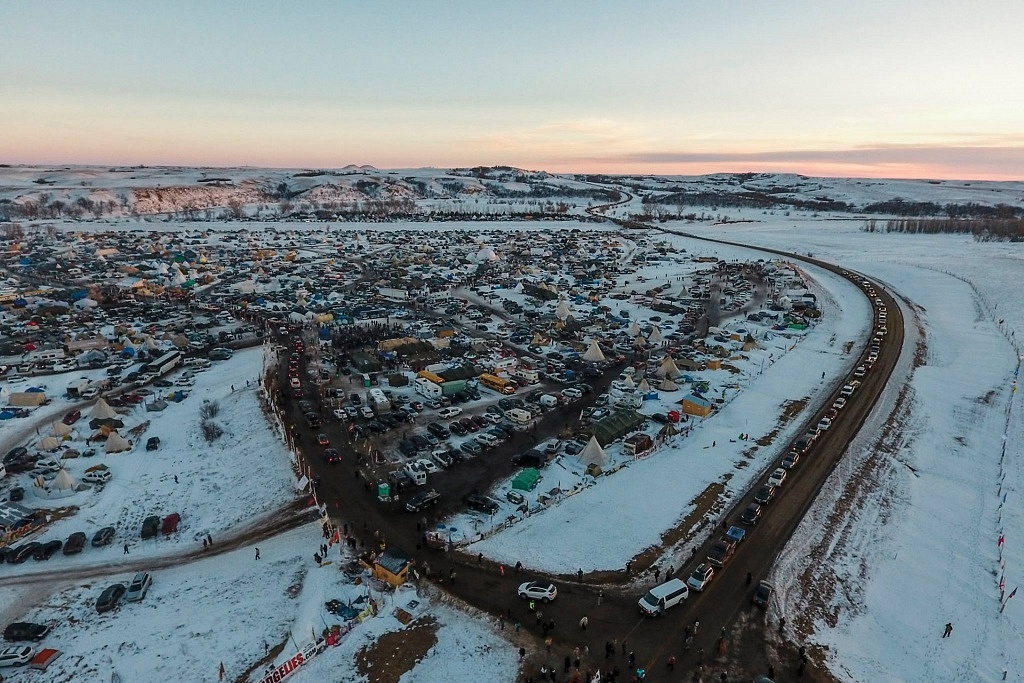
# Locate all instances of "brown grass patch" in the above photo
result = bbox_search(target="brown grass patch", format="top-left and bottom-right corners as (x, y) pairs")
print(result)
(356, 616), (439, 683)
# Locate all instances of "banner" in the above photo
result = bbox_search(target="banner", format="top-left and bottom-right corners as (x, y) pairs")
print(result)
(257, 640), (327, 683)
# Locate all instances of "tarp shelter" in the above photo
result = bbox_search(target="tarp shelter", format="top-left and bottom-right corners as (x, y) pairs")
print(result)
(146, 399), (169, 412)
(577, 435), (608, 467)
(581, 341), (606, 363)
(681, 393), (713, 417)
(512, 467), (541, 491)
(590, 409), (646, 446)
(104, 432), (131, 453)
(90, 398), (118, 420)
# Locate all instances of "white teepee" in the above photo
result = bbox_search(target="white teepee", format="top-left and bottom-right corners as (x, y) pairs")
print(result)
(90, 398), (118, 421)
(555, 299), (572, 321)
(577, 435), (608, 467)
(659, 377), (680, 392)
(104, 432), (131, 453)
(51, 422), (73, 438)
(656, 356), (681, 379)
(581, 341), (606, 363)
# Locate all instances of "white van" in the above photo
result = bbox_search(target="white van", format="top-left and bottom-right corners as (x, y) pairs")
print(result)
(539, 394), (559, 408)
(638, 578), (689, 616)
(477, 433), (500, 448)
(403, 462), (427, 486)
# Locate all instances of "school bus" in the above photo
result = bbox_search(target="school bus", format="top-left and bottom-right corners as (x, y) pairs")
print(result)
(416, 370), (445, 385)
(479, 373), (516, 395)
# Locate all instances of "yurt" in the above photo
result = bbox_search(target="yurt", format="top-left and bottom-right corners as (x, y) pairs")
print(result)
(104, 432), (132, 453)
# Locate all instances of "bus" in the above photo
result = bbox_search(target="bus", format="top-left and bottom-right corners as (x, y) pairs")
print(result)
(416, 370), (445, 385)
(479, 373), (516, 395)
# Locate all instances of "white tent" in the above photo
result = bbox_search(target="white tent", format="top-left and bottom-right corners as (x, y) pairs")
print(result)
(656, 356), (681, 379)
(555, 299), (572, 321)
(37, 436), (61, 451)
(577, 435), (608, 467)
(629, 320), (641, 336)
(633, 335), (647, 348)
(33, 468), (78, 499)
(581, 341), (606, 363)
(621, 374), (636, 389)
(659, 377), (680, 392)
(51, 422), (73, 438)
(104, 432), (131, 453)
(637, 378), (652, 392)
(648, 326), (663, 344)
(90, 398), (118, 421)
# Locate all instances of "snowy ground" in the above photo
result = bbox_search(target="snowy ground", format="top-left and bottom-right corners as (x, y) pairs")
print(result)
(688, 215), (1024, 682)
(0, 346), (298, 574)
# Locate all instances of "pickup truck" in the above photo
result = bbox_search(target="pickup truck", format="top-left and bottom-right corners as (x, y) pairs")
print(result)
(706, 537), (737, 568)
(725, 526), (746, 545)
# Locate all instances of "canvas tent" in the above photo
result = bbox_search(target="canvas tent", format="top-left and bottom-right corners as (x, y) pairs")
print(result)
(104, 432), (131, 453)
(581, 340), (606, 363)
(37, 436), (61, 451)
(512, 468), (540, 491)
(577, 435), (608, 467)
(656, 356), (682, 379)
(90, 398), (118, 421)
(50, 422), (73, 438)
(33, 468), (78, 499)
(555, 299), (572, 321)
(590, 409), (646, 446)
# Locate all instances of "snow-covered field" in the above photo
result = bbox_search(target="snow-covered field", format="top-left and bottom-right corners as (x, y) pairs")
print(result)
(690, 215), (1024, 682)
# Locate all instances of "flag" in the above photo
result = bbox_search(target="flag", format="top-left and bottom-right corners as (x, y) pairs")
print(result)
(1009, 587), (1018, 600)
(998, 534), (1005, 548)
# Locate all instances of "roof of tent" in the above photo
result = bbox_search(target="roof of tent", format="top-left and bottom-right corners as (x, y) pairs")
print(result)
(590, 409), (645, 446)
(577, 435), (608, 466)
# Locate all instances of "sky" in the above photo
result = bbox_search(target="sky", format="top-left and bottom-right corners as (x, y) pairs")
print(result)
(1, 1), (1022, 180)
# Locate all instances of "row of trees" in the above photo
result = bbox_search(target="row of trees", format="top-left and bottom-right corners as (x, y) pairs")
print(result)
(863, 218), (1024, 241)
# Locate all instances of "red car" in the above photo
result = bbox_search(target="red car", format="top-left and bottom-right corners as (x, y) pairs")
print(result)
(123, 394), (145, 405)
(62, 410), (81, 425)
(161, 513), (181, 535)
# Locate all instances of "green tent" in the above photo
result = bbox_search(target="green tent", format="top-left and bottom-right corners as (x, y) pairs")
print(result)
(591, 409), (646, 446)
(512, 468), (540, 491)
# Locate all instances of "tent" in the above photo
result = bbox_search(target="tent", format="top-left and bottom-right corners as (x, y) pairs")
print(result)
(50, 422), (73, 438)
(104, 432), (132, 453)
(577, 435), (608, 467)
(590, 409), (646, 446)
(37, 436), (61, 451)
(629, 320), (641, 336)
(555, 299), (572, 321)
(659, 377), (680, 392)
(636, 378), (652, 392)
(512, 468), (541, 491)
(741, 334), (760, 352)
(90, 398), (118, 421)
(656, 356), (682, 379)
(33, 468), (78, 499)
(648, 326), (663, 344)
(581, 341), (606, 363)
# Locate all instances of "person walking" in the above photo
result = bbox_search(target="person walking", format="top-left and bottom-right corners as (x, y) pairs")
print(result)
(579, 615), (588, 630)
(943, 622), (953, 638)
(207, 533), (213, 546)
(123, 543), (129, 555)
(255, 547), (261, 560)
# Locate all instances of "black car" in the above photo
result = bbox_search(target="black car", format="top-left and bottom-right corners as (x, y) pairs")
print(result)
(378, 414), (399, 428)
(9, 486), (25, 502)
(3, 622), (51, 642)
(512, 450), (546, 469)
(3, 447), (27, 465)
(398, 440), (417, 457)
(92, 526), (116, 547)
(449, 421), (468, 437)
(563, 441), (585, 456)
(305, 413), (321, 428)
(33, 540), (63, 561)
(740, 503), (762, 526)
(63, 531), (87, 555)
(141, 515), (161, 539)
(0, 546), (15, 564)
(96, 583), (127, 613)
(419, 432), (438, 448)
(350, 393), (362, 406)
(146, 436), (160, 451)
(752, 580), (775, 609)
(753, 485), (776, 506)
(323, 448), (342, 464)
(7, 542), (41, 565)
(426, 423), (449, 439)
(464, 493), (500, 514)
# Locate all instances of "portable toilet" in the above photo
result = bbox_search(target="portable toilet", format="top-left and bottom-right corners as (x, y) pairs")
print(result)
(377, 482), (391, 501)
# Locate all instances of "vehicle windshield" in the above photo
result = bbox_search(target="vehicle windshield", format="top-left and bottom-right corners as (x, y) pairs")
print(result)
(642, 590), (658, 605)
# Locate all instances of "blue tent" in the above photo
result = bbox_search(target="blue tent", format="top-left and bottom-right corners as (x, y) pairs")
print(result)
(0, 411), (14, 420)
(26, 387), (45, 393)
(120, 348), (136, 357)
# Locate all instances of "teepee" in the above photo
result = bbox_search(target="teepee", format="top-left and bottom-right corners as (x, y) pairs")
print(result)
(637, 378), (652, 392)
(581, 341), (606, 363)
(104, 431), (131, 453)
(656, 356), (681, 379)
(659, 377), (680, 392)
(90, 398), (118, 421)
(51, 422), (73, 438)
(33, 468), (78, 499)
(37, 436), (61, 451)
(555, 299), (572, 321)
(577, 435), (608, 467)
(648, 326), (663, 345)
(629, 320), (641, 336)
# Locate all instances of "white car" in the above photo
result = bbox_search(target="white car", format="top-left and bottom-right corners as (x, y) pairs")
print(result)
(518, 581), (558, 603)
(686, 563), (715, 593)
(6, 376), (26, 384)
(832, 397), (847, 410)
(332, 409), (347, 420)
(767, 467), (787, 488)
(289, 377), (301, 389)
(176, 376), (195, 387)
(816, 417), (832, 431)
(360, 406), (375, 419)
(83, 470), (112, 484)
(0, 645), (35, 667)
(438, 407), (463, 419)
(853, 365), (867, 378)
(416, 458), (440, 475)
(839, 384), (856, 397)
